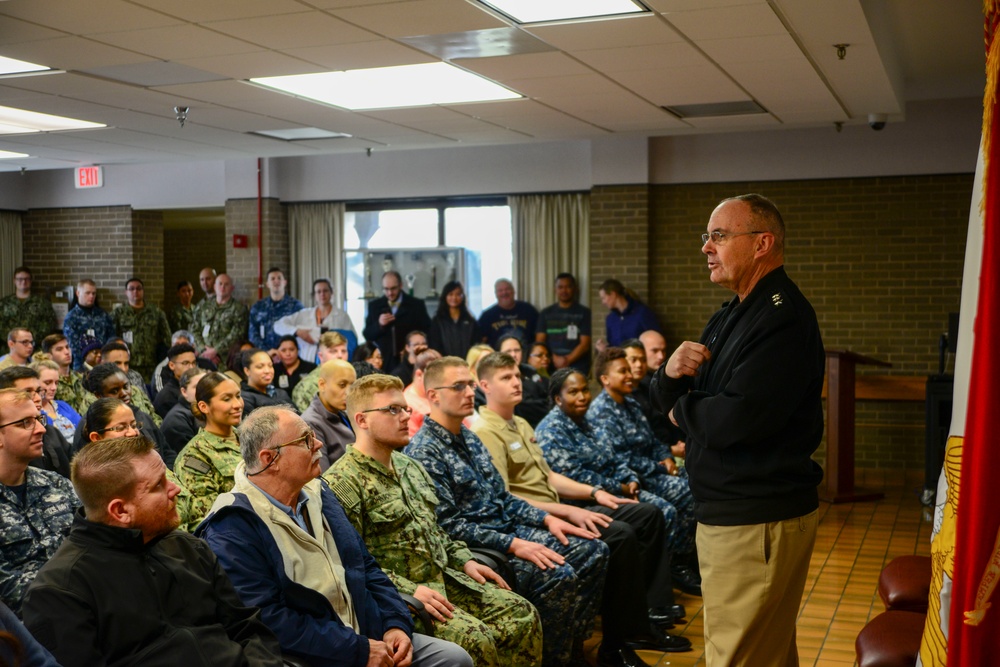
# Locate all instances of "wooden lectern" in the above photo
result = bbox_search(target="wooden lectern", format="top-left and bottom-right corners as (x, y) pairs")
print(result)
(821, 350), (890, 503)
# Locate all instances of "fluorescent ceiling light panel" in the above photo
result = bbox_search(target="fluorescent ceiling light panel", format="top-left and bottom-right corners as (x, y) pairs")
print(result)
(0, 55), (49, 76)
(252, 128), (352, 141)
(0, 105), (105, 134)
(477, 0), (646, 24)
(252, 62), (521, 110)
(0, 149), (29, 159)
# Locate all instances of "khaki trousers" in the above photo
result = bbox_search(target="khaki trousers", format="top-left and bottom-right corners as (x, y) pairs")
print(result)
(697, 510), (818, 667)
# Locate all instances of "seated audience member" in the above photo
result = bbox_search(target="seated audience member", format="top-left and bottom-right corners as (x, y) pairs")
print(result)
(292, 331), (348, 412)
(274, 278), (355, 364)
(598, 280), (660, 349)
(101, 340), (161, 426)
(428, 281), (479, 360)
(472, 353), (690, 665)
(31, 358), (80, 441)
(197, 406), (474, 667)
(0, 329), (33, 371)
(404, 348), (442, 438)
(466, 344), (493, 412)
(536, 273), (592, 375)
(526, 341), (551, 378)
(389, 330), (427, 387)
(0, 388), (77, 616)
(78, 363), (172, 464)
(586, 348), (699, 596)
(153, 343), (198, 418)
(161, 368), (206, 456)
(326, 374), (543, 667)
(248, 267), (303, 353)
(240, 348), (294, 417)
(0, 367), (73, 479)
(406, 356), (609, 667)
(352, 361), (378, 379)
(224, 340), (254, 386)
(272, 335), (316, 393)
(62, 278), (114, 372)
(41, 333), (94, 416)
(352, 341), (383, 370)
(639, 330), (668, 372)
(22, 436), (284, 667)
(153, 329), (215, 394)
(80, 397), (194, 532)
(169, 280), (196, 333)
(478, 279), (539, 349)
(301, 359), (357, 469)
(622, 339), (685, 457)
(496, 335), (550, 427)
(173, 373), (243, 526)
(80, 338), (102, 372)
(0, 599), (60, 666)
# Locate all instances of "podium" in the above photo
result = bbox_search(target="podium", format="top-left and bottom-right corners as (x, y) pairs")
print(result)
(821, 350), (890, 503)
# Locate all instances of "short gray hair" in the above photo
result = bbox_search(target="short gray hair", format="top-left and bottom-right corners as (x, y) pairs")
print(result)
(239, 406), (295, 470)
(172, 329), (194, 345)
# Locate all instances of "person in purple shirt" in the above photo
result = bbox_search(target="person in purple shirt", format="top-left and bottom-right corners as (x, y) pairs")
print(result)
(598, 279), (661, 348)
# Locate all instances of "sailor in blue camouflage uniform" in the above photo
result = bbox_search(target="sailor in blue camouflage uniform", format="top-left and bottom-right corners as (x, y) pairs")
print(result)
(62, 280), (115, 371)
(0, 389), (78, 615)
(586, 349), (697, 560)
(248, 268), (302, 352)
(407, 357), (608, 667)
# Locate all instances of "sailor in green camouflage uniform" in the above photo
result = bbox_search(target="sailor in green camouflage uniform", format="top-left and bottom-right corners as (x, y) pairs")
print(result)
(193, 274), (249, 372)
(325, 375), (542, 667)
(111, 278), (171, 382)
(56, 371), (96, 416)
(0, 268), (56, 357)
(170, 281), (196, 333)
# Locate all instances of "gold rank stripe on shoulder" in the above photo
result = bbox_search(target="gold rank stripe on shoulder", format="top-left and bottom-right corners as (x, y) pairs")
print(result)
(771, 292), (784, 307)
(330, 478), (360, 509)
(182, 457), (212, 474)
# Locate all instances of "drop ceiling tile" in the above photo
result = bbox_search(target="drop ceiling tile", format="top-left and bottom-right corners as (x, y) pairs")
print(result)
(128, 0), (312, 23)
(206, 12), (379, 50)
(699, 33), (804, 65)
(0, 37), (157, 70)
(0, 17), (66, 45)
(613, 66), (748, 106)
(90, 25), (259, 61)
(502, 73), (624, 98)
(363, 106), (474, 122)
(331, 0), (506, 38)
(177, 51), (319, 79)
(455, 52), (591, 81)
(0, 0), (183, 36)
(644, 0), (764, 11)
(526, 14), (682, 52)
(664, 4), (786, 41)
(573, 42), (708, 73)
(284, 40), (433, 70)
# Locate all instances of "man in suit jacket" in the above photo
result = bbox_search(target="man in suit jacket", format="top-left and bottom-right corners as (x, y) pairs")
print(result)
(363, 271), (431, 366)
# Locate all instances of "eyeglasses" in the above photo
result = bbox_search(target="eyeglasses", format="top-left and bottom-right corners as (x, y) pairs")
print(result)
(97, 421), (142, 434)
(529, 351), (550, 358)
(430, 381), (478, 393)
(0, 415), (46, 431)
(701, 230), (765, 245)
(270, 431), (317, 453)
(13, 339), (33, 346)
(362, 404), (413, 416)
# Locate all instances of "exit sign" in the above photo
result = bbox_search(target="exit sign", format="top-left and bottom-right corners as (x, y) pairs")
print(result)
(75, 166), (103, 189)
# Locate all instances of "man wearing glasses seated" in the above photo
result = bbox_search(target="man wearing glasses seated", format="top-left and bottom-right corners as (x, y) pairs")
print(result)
(197, 405), (473, 667)
(0, 367), (74, 479)
(0, 388), (77, 616)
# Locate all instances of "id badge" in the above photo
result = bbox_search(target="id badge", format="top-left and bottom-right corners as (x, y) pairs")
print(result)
(123, 331), (134, 344)
(260, 324), (266, 338)
(86, 328), (95, 337)
(202, 324), (211, 338)
(278, 375), (289, 389)
(567, 323), (579, 341)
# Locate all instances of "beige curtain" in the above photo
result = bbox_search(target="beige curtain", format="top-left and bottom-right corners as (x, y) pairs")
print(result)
(288, 202), (345, 304)
(0, 211), (22, 299)
(510, 193), (589, 306)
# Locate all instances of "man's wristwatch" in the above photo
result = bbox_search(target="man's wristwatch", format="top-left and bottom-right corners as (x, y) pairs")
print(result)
(590, 485), (605, 499)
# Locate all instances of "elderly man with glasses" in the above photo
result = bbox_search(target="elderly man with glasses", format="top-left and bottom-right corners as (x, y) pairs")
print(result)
(197, 405), (473, 667)
(0, 388), (77, 616)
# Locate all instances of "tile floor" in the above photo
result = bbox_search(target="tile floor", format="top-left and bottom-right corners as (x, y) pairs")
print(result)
(585, 468), (932, 667)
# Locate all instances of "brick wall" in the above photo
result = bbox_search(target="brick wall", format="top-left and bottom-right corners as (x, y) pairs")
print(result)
(224, 198), (289, 305)
(131, 210), (164, 307)
(163, 226), (227, 311)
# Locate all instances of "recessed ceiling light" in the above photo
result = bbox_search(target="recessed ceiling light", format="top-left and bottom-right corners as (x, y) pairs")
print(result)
(0, 105), (105, 134)
(251, 62), (521, 110)
(0, 149), (29, 159)
(477, 0), (647, 24)
(0, 55), (49, 76)
(251, 128), (352, 141)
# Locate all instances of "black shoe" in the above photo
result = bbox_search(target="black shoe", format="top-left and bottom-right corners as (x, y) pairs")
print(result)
(596, 646), (654, 667)
(671, 564), (702, 597)
(624, 627), (693, 653)
(649, 604), (687, 626)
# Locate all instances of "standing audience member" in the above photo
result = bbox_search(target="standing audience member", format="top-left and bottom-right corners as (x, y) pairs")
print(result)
(161, 368), (206, 458)
(274, 278), (354, 364)
(42, 333), (94, 416)
(0, 388), (77, 616)
(0, 367), (73, 479)
(193, 273), (249, 371)
(598, 280), (660, 349)
(272, 335), (316, 393)
(170, 280), (196, 333)
(111, 278), (172, 382)
(22, 435), (284, 667)
(31, 358), (80, 441)
(651, 194), (825, 666)
(0, 268), (55, 358)
(239, 348), (294, 417)
(101, 340), (161, 427)
(192, 267), (217, 319)
(196, 406), (474, 667)
(429, 281), (479, 360)
(0, 329), (33, 371)
(478, 279), (539, 349)
(389, 330), (427, 387)
(152, 343), (198, 418)
(352, 341), (383, 370)
(292, 331), (348, 411)
(536, 273), (591, 374)
(173, 372), (244, 525)
(301, 359), (356, 470)
(62, 279), (114, 370)
(248, 268), (303, 354)
(364, 271), (431, 365)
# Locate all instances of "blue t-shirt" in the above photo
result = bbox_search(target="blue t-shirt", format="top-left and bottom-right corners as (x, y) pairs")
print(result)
(537, 302), (592, 374)
(478, 301), (539, 348)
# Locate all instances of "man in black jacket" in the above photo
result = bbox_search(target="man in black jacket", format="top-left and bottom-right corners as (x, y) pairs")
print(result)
(363, 271), (431, 366)
(22, 435), (284, 667)
(651, 194), (824, 667)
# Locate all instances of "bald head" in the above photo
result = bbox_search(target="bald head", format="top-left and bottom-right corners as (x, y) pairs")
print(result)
(318, 359), (356, 413)
(639, 330), (667, 370)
